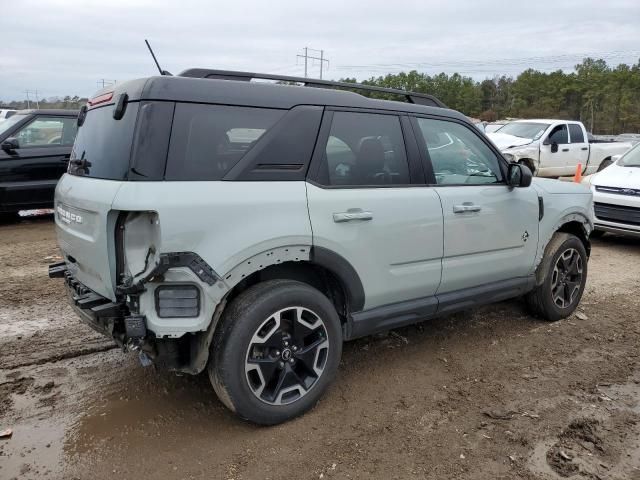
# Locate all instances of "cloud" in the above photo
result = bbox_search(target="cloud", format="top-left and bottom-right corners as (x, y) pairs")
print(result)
(1, 0), (639, 101)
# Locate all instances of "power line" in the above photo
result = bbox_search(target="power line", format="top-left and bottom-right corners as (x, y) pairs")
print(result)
(297, 47), (329, 79)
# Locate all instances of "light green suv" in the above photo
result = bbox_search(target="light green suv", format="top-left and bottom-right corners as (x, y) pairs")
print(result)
(49, 69), (594, 424)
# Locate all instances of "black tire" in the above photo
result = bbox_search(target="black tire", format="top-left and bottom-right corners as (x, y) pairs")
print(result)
(208, 279), (342, 425)
(597, 158), (613, 172)
(526, 233), (588, 321)
(0, 211), (20, 224)
(590, 229), (606, 239)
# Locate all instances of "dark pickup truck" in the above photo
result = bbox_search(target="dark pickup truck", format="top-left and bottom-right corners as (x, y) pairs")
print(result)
(0, 109), (78, 219)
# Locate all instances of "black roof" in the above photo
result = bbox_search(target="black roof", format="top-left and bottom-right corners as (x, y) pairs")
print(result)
(16, 109), (79, 116)
(113, 74), (467, 122)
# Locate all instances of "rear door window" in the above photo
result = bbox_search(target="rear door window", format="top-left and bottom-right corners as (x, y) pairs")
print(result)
(568, 124), (585, 143)
(165, 104), (285, 180)
(69, 103), (140, 179)
(317, 111), (410, 186)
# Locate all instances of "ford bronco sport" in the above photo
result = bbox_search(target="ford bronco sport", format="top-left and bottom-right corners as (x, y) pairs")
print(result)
(49, 70), (593, 424)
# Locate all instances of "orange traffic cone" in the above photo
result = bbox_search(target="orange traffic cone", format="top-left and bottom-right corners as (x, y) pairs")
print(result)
(573, 163), (583, 183)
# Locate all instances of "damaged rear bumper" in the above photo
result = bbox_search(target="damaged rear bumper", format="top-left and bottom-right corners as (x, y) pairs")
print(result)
(48, 261), (130, 346)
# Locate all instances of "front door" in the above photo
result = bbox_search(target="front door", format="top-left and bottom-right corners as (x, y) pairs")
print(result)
(539, 123), (572, 176)
(306, 110), (443, 311)
(412, 116), (539, 295)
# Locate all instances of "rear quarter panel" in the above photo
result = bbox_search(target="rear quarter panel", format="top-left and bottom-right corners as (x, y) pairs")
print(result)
(112, 180), (312, 280)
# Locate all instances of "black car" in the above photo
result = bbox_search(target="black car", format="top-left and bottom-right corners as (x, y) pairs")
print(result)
(0, 109), (79, 219)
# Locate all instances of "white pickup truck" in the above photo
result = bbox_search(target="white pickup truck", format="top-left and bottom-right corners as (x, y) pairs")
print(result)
(487, 119), (633, 177)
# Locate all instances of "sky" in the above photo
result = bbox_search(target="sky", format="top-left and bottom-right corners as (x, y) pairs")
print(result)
(1, 0), (639, 102)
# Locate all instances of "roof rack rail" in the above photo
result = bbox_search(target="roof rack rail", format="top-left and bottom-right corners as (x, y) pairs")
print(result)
(178, 68), (447, 108)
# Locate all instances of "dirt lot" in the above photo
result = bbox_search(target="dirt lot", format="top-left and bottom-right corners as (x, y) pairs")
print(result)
(1, 216), (639, 480)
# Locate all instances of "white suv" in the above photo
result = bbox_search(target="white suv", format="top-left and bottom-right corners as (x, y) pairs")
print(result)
(49, 70), (594, 424)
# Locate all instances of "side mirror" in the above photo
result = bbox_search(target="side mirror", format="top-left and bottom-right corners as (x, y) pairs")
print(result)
(550, 141), (558, 153)
(508, 163), (532, 188)
(1, 137), (19, 153)
(611, 154), (621, 163)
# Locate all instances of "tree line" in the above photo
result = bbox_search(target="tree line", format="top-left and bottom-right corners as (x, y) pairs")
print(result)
(1, 96), (88, 111)
(343, 58), (640, 134)
(3, 58), (639, 134)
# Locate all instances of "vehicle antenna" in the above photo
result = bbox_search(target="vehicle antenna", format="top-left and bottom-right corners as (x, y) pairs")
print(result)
(144, 39), (172, 76)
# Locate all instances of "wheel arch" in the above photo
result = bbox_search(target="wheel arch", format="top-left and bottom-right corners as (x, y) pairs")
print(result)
(518, 158), (537, 175)
(183, 247), (364, 374)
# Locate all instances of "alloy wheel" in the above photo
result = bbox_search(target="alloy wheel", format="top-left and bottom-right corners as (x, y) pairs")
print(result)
(244, 307), (329, 405)
(551, 248), (583, 308)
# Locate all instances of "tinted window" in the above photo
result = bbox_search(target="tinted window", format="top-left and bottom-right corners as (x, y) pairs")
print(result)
(415, 118), (503, 185)
(548, 124), (568, 144)
(318, 112), (409, 186)
(69, 103), (139, 179)
(568, 124), (584, 143)
(166, 104), (284, 181)
(15, 116), (77, 147)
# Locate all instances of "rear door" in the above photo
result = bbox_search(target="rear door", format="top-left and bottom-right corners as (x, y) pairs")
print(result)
(0, 115), (77, 209)
(306, 110), (443, 311)
(567, 123), (589, 171)
(411, 116), (539, 298)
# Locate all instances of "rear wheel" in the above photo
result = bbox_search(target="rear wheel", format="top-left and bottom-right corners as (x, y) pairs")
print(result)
(209, 279), (342, 425)
(526, 233), (588, 321)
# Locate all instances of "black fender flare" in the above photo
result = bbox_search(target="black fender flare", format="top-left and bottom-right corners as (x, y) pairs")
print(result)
(309, 246), (365, 312)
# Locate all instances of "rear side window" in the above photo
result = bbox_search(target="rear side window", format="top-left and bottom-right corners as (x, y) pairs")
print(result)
(165, 104), (285, 180)
(317, 111), (409, 186)
(569, 124), (584, 143)
(69, 103), (139, 179)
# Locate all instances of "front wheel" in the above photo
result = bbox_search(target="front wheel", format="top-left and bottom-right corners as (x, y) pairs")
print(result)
(209, 279), (342, 425)
(526, 233), (588, 321)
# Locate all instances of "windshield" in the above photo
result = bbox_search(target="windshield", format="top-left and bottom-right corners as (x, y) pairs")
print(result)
(497, 122), (549, 140)
(619, 143), (640, 167)
(0, 113), (28, 137)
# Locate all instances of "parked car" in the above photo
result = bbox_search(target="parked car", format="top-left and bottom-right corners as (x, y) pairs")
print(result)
(487, 119), (633, 177)
(582, 143), (640, 238)
(0, 109), (78, 219)
(0, 109), (17, 122)
(49, 71), (593, 425)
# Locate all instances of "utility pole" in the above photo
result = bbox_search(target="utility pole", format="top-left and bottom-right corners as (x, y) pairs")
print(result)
(297, 47), (329, 79)
(34, 89), (40, 109)
(24, 90), (32, 109)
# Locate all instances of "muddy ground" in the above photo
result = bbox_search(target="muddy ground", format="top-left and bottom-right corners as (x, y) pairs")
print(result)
(0, 216), (639, 480)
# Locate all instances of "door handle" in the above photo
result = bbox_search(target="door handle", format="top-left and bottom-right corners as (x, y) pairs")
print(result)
(581, 147), (588, 151)
(562, 148), (570, 152)
(453, 203), (482, 213)
(333, 209), (373, 223)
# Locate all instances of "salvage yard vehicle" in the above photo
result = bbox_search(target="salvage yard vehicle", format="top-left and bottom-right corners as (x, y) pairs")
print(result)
(0, 109), (78, 220)
(487, 119), (632, 177)
(583, 143), (640, 238)
(0, 109), (17, 122)
(49, 71), (594, 424)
